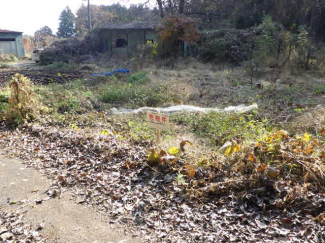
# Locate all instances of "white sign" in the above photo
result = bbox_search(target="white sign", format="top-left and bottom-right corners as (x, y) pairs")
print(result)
(146, 111), (170, 131)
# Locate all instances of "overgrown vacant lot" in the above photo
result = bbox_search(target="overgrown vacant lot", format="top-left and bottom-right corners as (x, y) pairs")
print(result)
(0, 62), (325, 242)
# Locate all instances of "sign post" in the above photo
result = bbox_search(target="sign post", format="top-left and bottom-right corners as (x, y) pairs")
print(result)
(157, 128), (161, 144)
(146, 111), (169, 143)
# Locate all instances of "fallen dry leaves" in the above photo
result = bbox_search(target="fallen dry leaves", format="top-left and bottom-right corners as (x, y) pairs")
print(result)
(0, 211), (46, 242)
(0, 123), (324, 242)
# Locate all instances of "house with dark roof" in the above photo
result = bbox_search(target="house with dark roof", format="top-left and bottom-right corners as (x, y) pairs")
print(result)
(0, 29), (25, 57)
(98, 22), (189, 58)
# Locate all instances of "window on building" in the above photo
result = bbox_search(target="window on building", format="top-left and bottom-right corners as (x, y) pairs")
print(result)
(173, 40), (183, 47)
(0, 38), (15, 42)
(116, 39), (127, 48)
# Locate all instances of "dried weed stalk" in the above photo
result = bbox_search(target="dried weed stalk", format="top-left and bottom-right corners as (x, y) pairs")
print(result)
(7, 74), (40, 124)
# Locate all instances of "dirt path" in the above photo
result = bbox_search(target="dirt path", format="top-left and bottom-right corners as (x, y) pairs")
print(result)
(0, 153), (139, 243)
(8, 60), (36, 70)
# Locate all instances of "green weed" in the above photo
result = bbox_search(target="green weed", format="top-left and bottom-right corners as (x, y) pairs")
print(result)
(57, 97), (81, 113)
(100, 83), (170, 107)
(0, 63), (9, 69)
(172, 111), (272, 145)
(83, 90), (94, 98)
(127, 71), (148, 84)
(128, 120), (153, 141)
(35, 79), (87, 114)
(44, 62), (78, 71)
(314, 85), (325, 95)
(0, 91), (9, 114)
(0, 92), (9, 102)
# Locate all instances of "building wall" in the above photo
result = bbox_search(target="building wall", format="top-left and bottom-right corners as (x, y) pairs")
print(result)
(0, 32), (25, 57)
(100, 29), (180, 57)
(128, 29), (145, 56)
(15, 34), (25, 57)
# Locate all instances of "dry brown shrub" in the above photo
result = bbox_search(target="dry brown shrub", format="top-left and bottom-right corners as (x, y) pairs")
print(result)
(7, 74), (40, 125)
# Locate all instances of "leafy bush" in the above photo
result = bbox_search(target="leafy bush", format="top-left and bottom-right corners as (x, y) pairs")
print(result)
(199, 28), (255, 64)
(245, 16), (276, 80)
(6, 74), (40, 125)
(293, 25), (312, 70)
(134, 42), (158, 69)
(253, 16), (276, 62)
(40, 31), (101, 65)
(127, 71), (148, 84)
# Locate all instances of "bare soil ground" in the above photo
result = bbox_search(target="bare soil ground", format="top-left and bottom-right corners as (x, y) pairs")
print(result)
(0, 153), (139, 243)
(7, 60), (37, 70)
(0, 69), (84, 87)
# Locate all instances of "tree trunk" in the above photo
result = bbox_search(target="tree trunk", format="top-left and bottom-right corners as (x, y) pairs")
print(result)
(167, 0), (174, 15)
(157, 0), (164, 18)
(179, 0), (185, 14)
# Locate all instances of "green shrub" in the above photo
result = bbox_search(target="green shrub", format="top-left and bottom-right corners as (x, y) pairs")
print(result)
(199, 29), (253, 64)
(127, 71), (148, 84)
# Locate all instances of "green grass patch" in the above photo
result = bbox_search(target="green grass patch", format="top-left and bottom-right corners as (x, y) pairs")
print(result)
(35, 79), (91, 114)
(0, 92), (9, 103)
(44, 62), (78, 71)
(100, 83), (171, 107)
(0, 91), (9, 113)
(172, 111), (273, 145)
(127, 119), (154, 141)
(57, 97), (81, 113)
(314, 85), (325, 95)
(127, 71), (148, 84)
(0, 63), (9, 69)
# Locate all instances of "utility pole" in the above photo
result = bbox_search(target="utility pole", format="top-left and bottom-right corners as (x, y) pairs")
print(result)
(87, 0), (91, 31)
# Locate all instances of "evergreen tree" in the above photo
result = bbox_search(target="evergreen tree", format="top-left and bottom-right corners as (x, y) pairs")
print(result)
(57, 7), (75, 38)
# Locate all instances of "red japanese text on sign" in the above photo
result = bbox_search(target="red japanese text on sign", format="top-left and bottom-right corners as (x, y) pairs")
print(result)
(146, 112), (170, 131)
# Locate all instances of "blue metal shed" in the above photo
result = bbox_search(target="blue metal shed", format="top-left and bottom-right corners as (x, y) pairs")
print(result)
(0, 29), (25, 57)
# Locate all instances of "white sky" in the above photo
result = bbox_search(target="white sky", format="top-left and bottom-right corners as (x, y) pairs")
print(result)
(0, 0), (146, 36)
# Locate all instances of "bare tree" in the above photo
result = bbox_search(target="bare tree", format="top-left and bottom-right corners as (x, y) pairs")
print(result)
(156, 0), (164, 18)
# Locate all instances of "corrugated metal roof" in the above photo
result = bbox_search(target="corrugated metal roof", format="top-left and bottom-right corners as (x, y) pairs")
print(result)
(99, 22), (159, 30)
(0, 29), (23, 34)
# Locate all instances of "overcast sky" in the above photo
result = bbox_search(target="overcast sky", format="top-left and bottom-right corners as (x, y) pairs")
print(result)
(0, 0), (145, 36)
